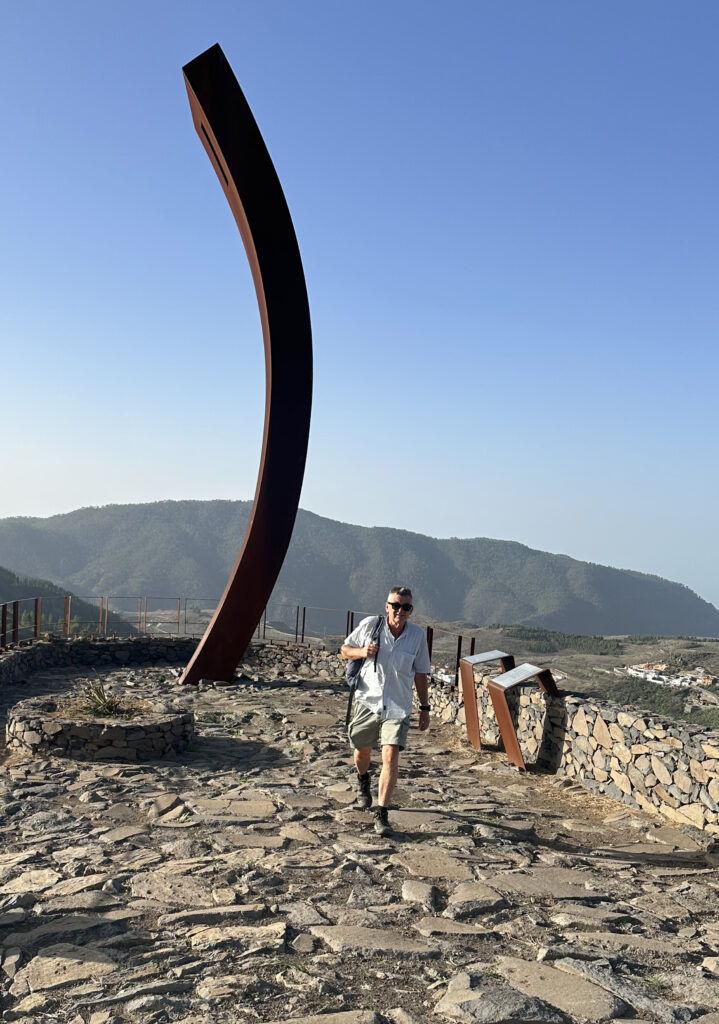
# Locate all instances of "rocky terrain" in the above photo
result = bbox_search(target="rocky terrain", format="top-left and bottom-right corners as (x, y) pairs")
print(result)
(2, 666), (719, 1024)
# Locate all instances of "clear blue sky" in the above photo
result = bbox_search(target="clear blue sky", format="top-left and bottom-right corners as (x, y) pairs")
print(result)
(2, 2), (718, 605)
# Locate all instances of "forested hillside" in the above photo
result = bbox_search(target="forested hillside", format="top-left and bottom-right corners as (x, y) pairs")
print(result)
(0, 565), (130, 634)
(0, 500), (717, 636)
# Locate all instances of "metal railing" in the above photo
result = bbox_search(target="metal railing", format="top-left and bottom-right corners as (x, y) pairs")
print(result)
(0, 595), (476, 683)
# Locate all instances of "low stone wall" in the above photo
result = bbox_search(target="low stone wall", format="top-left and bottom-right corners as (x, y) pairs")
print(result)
(429, 666), (719, 836)
(0, 636), (199, 684)
(241, 642), (345, 683)
(6, 695), (195, 761)
(0, 635), (346, 686)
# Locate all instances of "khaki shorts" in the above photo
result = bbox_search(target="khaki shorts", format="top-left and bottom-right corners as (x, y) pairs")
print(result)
(348, 701), (410, 751)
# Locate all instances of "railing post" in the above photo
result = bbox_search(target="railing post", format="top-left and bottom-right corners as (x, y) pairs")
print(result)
(67, 595), (72, 635)
(143, 597), (147, 633)
(263, 606), (267, 639)
(426, 625), (433, 661)
(12, 601), (19, 644)
(349, 611), (355, 632)
(177, 598), (181, 636)
(1, 604), (6, 647)
(470, 636), (476, 656)
(294, 605), (299, 643)
(34, 598), (42, 638)
(301, 606), (306, 644)
(97, 597), (103, 635)
(183, 598), (188, 635)
(137, 598), (142, 633)
(62, 596), (68, 635)
(455, 635), (463, 684)
(103, 598), (109, 636)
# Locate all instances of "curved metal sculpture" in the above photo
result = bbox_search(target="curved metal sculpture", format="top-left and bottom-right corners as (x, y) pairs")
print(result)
(180, 44), (312, 685)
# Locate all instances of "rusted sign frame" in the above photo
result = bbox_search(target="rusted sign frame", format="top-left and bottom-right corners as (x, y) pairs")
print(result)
(179, 44), (312, 685)
(487, 663), (559, 770)
(458, 650), (515, 749)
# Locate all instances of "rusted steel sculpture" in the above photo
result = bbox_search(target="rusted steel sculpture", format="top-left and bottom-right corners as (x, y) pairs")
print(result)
(180, 44), (312, 685)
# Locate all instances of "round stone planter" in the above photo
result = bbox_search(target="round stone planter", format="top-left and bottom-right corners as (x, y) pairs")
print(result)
(5, 695), (195, 761)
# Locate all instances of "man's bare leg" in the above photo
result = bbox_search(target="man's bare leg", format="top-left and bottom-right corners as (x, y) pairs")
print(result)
(354, 746), (371, 775)
(378, 743), (400, 807)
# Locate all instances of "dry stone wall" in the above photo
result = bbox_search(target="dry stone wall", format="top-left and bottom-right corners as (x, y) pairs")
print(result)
(0, 636), (198, 684)
(6, 695), (194, 761)
(0, 636), (345, 687)
(431, 665), (719, 836)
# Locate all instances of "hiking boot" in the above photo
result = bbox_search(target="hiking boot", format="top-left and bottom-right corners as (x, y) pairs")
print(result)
(355, 771), (372, 810)
(374, 805), (392, 836)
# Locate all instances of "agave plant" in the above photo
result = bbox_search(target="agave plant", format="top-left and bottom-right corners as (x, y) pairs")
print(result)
(82, 681), (123, 716)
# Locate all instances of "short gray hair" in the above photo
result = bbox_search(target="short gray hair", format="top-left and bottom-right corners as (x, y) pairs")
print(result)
(388, 586), (412, 601)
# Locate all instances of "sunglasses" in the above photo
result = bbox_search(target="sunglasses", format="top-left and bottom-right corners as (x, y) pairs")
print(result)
(387, 601), (413, 612)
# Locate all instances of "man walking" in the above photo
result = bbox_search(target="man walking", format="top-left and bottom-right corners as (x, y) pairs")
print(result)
(341, 586), (432, 835)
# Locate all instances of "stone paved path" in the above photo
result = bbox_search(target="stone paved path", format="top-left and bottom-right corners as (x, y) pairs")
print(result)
(2, 666), (719, 1024)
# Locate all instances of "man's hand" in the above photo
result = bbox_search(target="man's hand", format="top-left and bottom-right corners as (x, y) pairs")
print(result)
(366, 642), (379, 658)
(418, 709), (430, 731)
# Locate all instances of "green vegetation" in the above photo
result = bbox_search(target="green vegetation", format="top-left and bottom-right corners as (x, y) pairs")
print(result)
(604, 676), (719, 731)
(81, 681), (125, 716)
(499, 625), (623, 656)
(75, 680), (143, 718)
(0, 499), (717, 636)
(0, 566), (132, 636)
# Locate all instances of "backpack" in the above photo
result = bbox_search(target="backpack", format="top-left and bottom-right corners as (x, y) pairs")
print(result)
(345, 615), (383, 728)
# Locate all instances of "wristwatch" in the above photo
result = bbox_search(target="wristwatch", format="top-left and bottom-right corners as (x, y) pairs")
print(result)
(419, 704), (431, 712)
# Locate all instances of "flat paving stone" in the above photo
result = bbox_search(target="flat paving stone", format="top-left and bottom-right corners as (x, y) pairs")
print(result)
(390, 846), (474, 882)
(0, 868), (61, 894)
(130, 872), (217, 906)
(285, 713), (337, 729)
(435, 969), (566, 1024)
(222, 832), (286, 849)
(3, 910), (138, 950)
(189, 797), (277, 818)
(566, 930), (701, 957)
(310, 925), (438, 958)
(496, 955), (628, 1022)
(491, 867), (603, 900)
(444, 881), (506, 918)
(334, 833), (396, 854)
(549, 903), (636, 928)
(282, 794), (329, 810)
(280, 823), (323, 845)
(188, 920), (286, 951)
(413, 917), (486, 937)
(265, 850), (336, 869)
(401, 879), (436, 908)
(157, 903), (266, 927)
(10, 942), (118, 994)
(39, 890), (123, 914)
(390, 809), (465, 833)
(100, 824), (148, 843)
(264, 1015), (380, 1024)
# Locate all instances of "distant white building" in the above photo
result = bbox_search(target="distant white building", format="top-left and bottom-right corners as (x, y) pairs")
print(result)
(626, 663), (716, 688)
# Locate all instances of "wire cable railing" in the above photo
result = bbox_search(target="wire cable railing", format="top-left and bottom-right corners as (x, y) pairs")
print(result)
(0, 595), (475, 682)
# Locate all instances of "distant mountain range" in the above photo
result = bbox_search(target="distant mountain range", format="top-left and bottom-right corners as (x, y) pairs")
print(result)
(0, 500), (717, 637)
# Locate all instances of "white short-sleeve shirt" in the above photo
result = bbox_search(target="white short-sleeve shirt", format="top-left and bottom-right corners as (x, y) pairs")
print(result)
(344, 617), (431, 720)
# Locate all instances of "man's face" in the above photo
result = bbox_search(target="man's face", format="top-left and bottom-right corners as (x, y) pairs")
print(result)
(385, 592), (413, 630)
